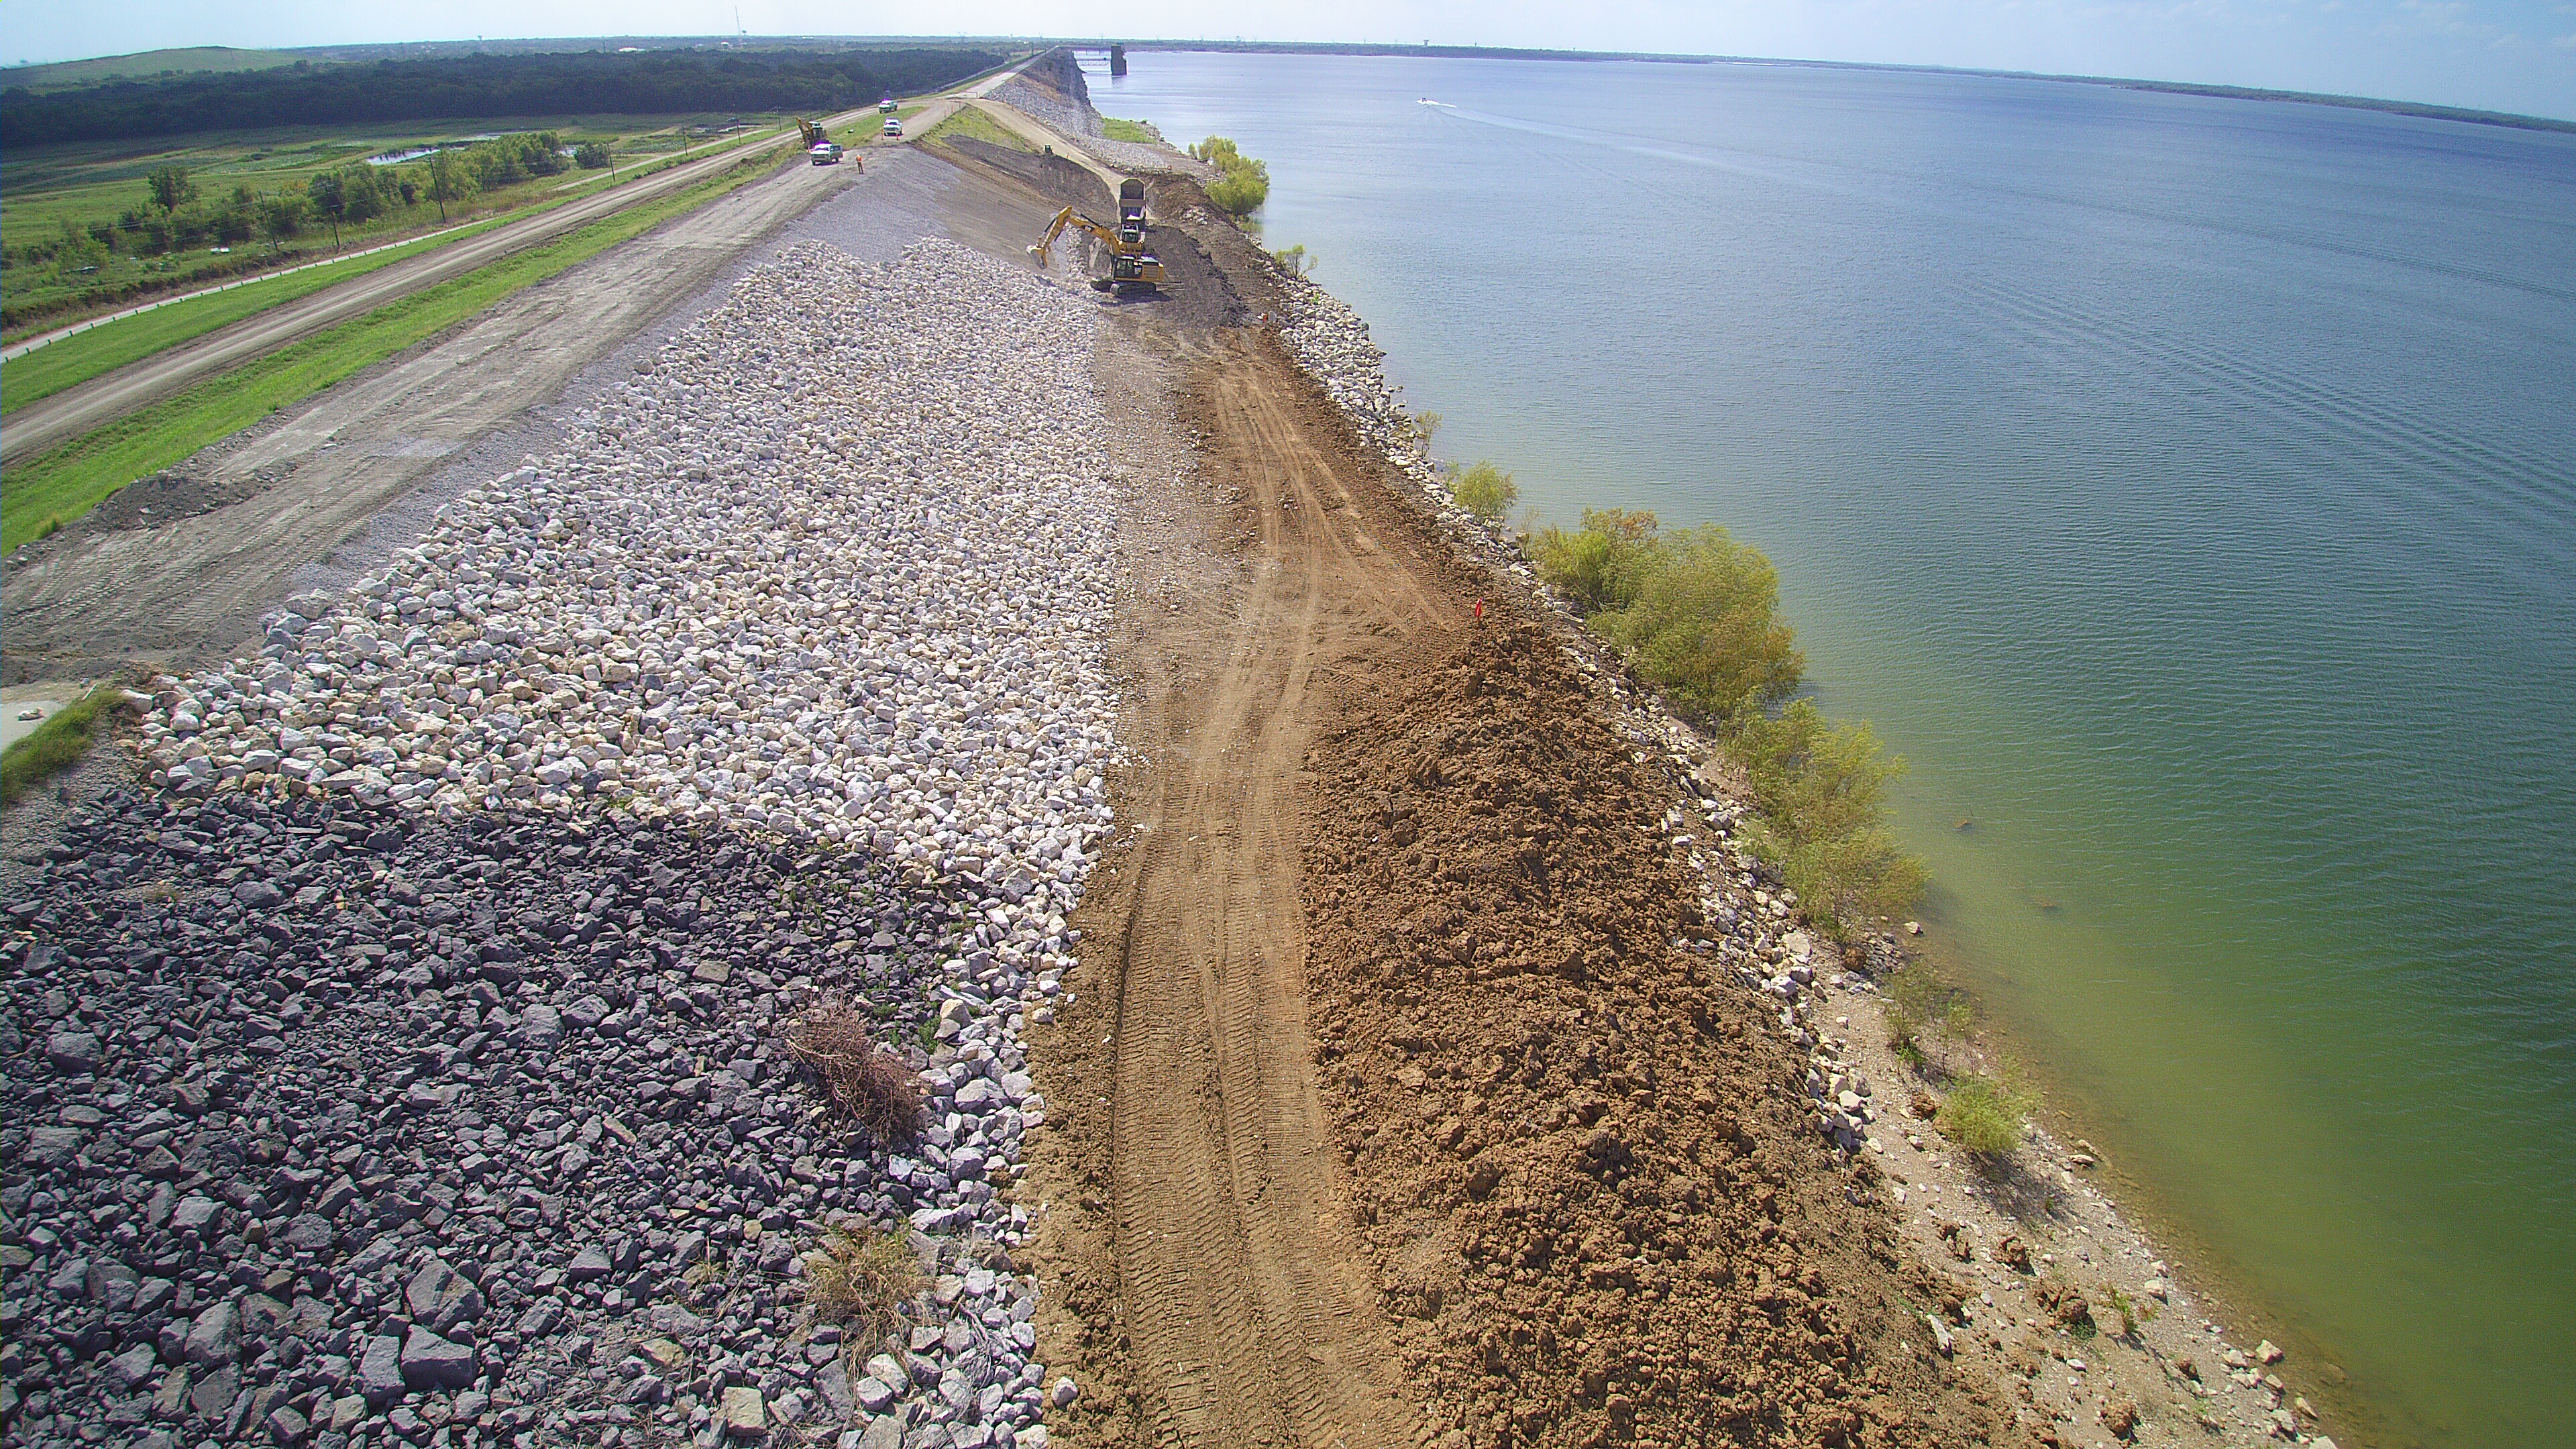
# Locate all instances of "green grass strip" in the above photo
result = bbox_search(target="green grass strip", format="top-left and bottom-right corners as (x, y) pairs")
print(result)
(1, 146), (788, 553)
(0, 684), (121, 809)
(923, 105), (1034, 154)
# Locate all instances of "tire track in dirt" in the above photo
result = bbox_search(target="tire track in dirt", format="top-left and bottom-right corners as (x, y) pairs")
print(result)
(1038, 326), (1457, 1448)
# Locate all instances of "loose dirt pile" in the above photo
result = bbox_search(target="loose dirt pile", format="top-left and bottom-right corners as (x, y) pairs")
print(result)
(1295, 620), (2025, 1449)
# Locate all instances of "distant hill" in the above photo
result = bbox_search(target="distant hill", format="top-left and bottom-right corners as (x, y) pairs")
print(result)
(2, 47), (305, 92)
(0, 46), (1007, 146)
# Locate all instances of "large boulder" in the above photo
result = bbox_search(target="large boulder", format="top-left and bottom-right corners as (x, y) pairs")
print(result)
(400, 1327), (477, 1390)
(405, 1258), (484, 1334)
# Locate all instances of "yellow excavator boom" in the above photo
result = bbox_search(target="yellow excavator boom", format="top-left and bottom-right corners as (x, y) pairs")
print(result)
(1026, 207), (1115, 270)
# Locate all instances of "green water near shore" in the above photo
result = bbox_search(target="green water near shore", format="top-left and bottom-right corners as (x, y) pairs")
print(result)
(1104, 50), (2576, 1446)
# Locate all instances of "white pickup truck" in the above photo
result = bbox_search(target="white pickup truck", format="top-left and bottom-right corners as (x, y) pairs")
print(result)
(808, 142), (844, 166)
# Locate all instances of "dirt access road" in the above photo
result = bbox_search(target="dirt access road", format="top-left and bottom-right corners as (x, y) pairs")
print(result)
(1035, 322), (1467, 1448)
(1012, 124), (2033, 1442)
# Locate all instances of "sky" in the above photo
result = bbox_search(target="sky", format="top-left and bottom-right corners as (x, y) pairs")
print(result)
(4, 1), (2572, 119)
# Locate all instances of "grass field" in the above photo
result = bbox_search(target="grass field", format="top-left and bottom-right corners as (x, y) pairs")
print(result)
(0, 684), (120, 808)
(0, 143), (795, 553)
(923, 106), (1035, 154)
(0, 114), (807, 411)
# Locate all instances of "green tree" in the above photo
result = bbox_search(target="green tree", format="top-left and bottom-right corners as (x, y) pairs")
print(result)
(146, 164), (197, 215)
(1205, 158), (1269, 217)
(260, 193), (307, 246)
(574, 141), (612, 169)
(337, 167), (392, 224)
(52, 216), (105, 273)
(1593, 523), (1803, 721)
(1448, 460), (1519, 523)
(1192, 135), (1271, 217)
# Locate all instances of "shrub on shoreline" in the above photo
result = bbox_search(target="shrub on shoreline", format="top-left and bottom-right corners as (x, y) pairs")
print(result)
(1448, 460), (1519, 523)
(1934, 1071), (2037, 1160)
(1521, 506), (1923, 933)
(1191, 135), (1271, 217)
(1731, 700), (1927, 930)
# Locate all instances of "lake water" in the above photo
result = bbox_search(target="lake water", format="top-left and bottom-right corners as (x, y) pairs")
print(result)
(1095, 50), (2576, 1447)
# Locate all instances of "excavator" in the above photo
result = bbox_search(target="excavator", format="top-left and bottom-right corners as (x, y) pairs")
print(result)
(1028, 179), (1166, 293)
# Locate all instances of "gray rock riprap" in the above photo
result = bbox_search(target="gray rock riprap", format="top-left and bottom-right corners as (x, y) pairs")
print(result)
(5, 241), (1114, 1446)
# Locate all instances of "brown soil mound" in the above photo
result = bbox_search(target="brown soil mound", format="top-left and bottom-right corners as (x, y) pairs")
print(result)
(1297, 620), (2024, 1449)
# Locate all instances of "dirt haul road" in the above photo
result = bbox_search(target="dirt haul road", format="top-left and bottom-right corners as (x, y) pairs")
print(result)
(1038, 325), (1463, 1448)
(0, 105), (888, 468)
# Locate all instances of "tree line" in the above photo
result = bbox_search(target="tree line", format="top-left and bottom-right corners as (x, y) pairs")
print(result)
(22, 133), (594, 271)
(1, 47), (1003, 144)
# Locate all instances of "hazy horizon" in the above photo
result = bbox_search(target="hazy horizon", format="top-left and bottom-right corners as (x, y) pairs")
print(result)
(3, 1), (2571, 123)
